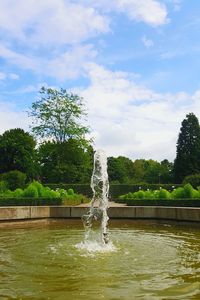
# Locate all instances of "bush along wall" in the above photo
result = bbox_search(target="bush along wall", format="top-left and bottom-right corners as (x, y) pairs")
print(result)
(0, 197), (62, 206)
(0, 181), (90, 206)
(115, 198), (200, 207)
(45, 183), (93, 198)
(45, 183), (181, 199)
(116, 183), (200, 206)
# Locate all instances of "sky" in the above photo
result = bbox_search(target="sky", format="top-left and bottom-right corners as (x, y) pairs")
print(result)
(0, 0), (200, 162)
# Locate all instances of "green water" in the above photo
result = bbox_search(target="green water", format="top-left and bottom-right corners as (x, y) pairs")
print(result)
(0, 219), (200, 300)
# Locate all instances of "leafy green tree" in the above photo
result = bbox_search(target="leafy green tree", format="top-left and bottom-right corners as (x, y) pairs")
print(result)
(183, 174), (200, 188)
(160, 159), (174, 183)
(30, 87), (89, 143)
(132, 159), (147, 183)
(174, 113), (200, 183)
(144, 159), (163, 183)
(0, 170), (26, 190)
(38, 139), (93, 183)
(107, 156), (134, 183)
(0, 128), (37, 179)
(132, 159), (173, 184)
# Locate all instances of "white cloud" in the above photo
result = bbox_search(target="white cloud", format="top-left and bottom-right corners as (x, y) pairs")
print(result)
(0, 71), (19, 81)
(0, 44), (96, 80)
(0, 44), (40, 71)
(81, 0), (168, 26)
(0, 72), (6, 80)
(142, 35), (154, 48)
(80, 64), (200, 161)
(116, 0), (168, 26)
(9, 73), (19, 80)
(46, 44), (97, 80)
(0, 0), (110, 46)
(0, 102), (30, 134)
(170, 0), (182, 11)
(0, 0), (168, 81)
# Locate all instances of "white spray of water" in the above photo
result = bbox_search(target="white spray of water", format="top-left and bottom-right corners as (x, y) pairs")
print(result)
(81, 149), (110, 246)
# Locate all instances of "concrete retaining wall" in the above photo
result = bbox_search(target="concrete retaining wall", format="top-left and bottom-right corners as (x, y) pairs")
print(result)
(0, 206), (200, 222)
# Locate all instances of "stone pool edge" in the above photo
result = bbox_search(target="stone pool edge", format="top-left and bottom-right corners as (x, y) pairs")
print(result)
(0, 206), (200, 222)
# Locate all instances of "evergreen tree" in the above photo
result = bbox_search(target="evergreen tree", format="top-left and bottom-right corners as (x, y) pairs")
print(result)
(174, 113), (200, 183)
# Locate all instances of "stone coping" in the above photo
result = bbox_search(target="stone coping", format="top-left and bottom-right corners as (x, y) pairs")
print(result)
(0, 206), (200, 222)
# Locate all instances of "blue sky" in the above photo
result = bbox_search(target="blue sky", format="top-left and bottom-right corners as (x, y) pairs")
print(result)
(0, 0), (200, 161)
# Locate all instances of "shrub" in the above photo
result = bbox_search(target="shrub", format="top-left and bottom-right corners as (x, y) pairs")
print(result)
(144, 190), (154, 199)
(41, 187), (60, 198)
(45, 183), (182, 199)
(4, 189), (14, 197)
(0, 170), (26, 190)
(0, 181), (8, 193)
(23, 183), (39, 198)
(158, 189), (171, 199)
(30, 181), (44, 197)
(13, 188), (24, 197)
(0, 197), (62, 206)
(183, 174), (200, 188)
(119, 184), (200, 200)
(62, 193), (90, 206)
(125, 192), (134, 199)
(183, 183), (194, 198)
(67, 188), (74, 195)
(56, 188), (68, 198)
(171, 187), (185, 199)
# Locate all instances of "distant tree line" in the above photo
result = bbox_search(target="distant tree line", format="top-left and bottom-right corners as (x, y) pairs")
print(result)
(0, 87), (200, 187)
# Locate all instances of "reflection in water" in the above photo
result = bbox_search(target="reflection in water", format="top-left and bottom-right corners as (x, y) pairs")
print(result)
(0, 219), (200, 300)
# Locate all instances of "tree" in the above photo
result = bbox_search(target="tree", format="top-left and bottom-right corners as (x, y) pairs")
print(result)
(174, 113), (200, 183)
(107, 156), (134, 183)
(132, 159), (147, 183)
(38, 139), (93, 183)
(160, 159), (173, 183)
(132, 159), (173, 184)
(30, 87), (89, 143)
(0, 128), (37, 179)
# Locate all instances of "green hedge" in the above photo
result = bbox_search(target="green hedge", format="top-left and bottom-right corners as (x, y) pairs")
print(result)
(115, 198), (200, 207)
(45, 184), (93, 197)
(0, 197), (62, 206)
(45, 183), (181, 199)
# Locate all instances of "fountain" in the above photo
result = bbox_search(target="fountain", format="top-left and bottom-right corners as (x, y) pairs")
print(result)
(82, 149), (109, 244)
(1, 151), (200, 299)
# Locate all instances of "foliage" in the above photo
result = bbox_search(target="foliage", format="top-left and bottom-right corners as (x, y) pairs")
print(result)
(67, 188), (74, 195)
(107, 157), (174, 184)
(131, 159), (173, 184)
(38, 139), (93, 183)
(0, 197), (62, 206)
(45, 183), (181, 199)
(13, 188), (24, 197)
(183, 174), (200, 188)
(157, 188), (171, 199)
(115, 198), (200, 207)
(119, 184), (200, 200)
(174, 113), (200, 183)
(22, 181), (60, 198)
(0, 170), (27, 190)
(0, 128), (37, 179)
(107, 156), (135, 183)
(0, 181), (8, 193)
(0, 180), (89, 206)
(30, 87), (89, 143)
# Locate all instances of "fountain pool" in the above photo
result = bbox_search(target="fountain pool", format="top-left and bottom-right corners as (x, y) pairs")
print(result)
(0, 219), (200, 300)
